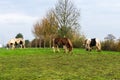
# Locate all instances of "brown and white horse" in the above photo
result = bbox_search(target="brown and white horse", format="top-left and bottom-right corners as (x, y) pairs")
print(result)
(7, 38), (25, 49)
(83, 38), (101, 51)
(52, 38), (73, 53)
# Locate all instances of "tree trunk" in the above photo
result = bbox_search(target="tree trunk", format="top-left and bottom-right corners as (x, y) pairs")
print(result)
(49, 36), (52, 48)
(39, 39), (41, 48)
(35, 38), (37, 48)
(44, 39), (46, 48)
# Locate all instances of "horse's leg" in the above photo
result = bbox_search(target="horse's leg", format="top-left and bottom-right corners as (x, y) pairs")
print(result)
(87, 44), (91, 51)
(52, 46), (56, 53)
(96, 43), (101, 52)
(96, 46), (100, 51)
(12, 44), (15, 49)
(63, 45), (67, 53)
(85, 44), (88, 51)
(85, 44), (90, 51)
(20, 44), (25, 48)
(56, 45), (60, 52)
(53, 45), (60, 53)
(21, 44), (24, 48)
(68, 47), (73, 54)
(22, 44), (25, 48)
(20, 44), (22, 48)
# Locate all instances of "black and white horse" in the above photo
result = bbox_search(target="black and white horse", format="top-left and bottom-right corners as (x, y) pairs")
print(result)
(83, 38), (101, 51)
(7, 38), (25, 49)
(52, 37), (73, 53)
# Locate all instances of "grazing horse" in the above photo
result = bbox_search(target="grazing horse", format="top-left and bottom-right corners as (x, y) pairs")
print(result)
(83, 38), (101, 51)
(7, 38), (25, 49)
(52, 37), (73, 53)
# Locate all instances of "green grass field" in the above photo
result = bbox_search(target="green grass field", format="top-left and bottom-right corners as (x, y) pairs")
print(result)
(0, 48), (120, 80)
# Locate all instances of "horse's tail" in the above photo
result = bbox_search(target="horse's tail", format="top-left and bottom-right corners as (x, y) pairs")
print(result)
(96, 39), (101, 51)
(98, 41), (101, 51)
(67, 38), (73, 51)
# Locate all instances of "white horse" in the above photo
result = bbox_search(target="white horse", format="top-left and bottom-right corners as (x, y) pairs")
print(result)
(83, 38), (101, 51)
(7, 38), (25, 49)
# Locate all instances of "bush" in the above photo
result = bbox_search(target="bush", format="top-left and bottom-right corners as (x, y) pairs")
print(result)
(101, 40), (117, 51)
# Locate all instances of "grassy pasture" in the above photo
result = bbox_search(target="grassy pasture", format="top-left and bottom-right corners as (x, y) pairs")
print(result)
(0, 48), (120, 80)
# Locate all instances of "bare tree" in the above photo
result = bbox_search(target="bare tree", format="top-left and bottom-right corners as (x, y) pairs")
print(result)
(104, 34), (116, 41)
(32, 0), (83, 48)
(53, 0), (80, 38)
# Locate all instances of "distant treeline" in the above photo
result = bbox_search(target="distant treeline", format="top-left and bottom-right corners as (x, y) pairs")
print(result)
(26, 36), (120, 52)
(6, 33), (120, 52)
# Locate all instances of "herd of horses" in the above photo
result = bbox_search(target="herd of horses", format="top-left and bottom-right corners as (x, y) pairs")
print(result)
(52, 37), (101, 53)
(6, 37), (101, 53)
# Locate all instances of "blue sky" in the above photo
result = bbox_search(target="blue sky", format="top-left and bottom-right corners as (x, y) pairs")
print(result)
(0, 0), (120, 45)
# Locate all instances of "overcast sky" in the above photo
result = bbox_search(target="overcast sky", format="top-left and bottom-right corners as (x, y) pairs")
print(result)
(0, 0), (120, 45)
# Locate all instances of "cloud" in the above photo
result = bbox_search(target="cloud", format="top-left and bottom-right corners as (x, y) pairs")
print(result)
(0, 13), (38, 24)
(96, 0), (120, 7)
